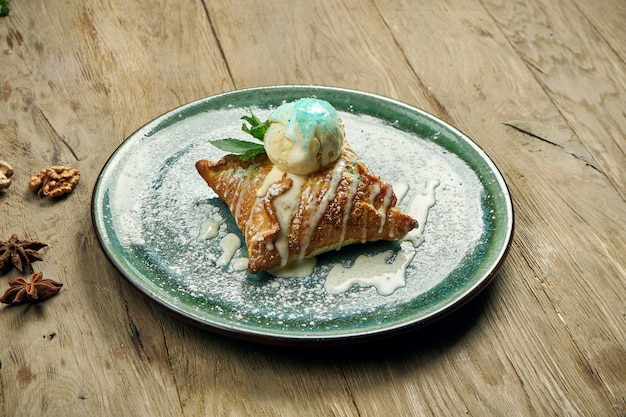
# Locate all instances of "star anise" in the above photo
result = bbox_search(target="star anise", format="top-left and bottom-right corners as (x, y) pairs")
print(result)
(0, 272), (63, 305)
(0, 234), (48, 274)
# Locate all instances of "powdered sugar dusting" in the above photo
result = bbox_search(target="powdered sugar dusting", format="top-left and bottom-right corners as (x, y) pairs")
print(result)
(102, 106), (487, 333)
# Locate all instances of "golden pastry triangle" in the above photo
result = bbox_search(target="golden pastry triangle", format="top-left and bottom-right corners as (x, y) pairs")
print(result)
(196, 142), (417, 274)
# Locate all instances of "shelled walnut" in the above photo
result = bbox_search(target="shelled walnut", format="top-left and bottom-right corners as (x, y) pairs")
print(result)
(28, 166), (80, 197)
(0, 160), (13, 190)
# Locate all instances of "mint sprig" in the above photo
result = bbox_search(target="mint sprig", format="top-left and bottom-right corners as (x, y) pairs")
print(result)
(210, 112), (269, 161)
(241, 113), (269, 141)
(0, 0), (9, 17)
(210, 138), (266, 161)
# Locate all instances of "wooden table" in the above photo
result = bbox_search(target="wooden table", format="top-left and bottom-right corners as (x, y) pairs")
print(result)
(1, 0), (624, 415)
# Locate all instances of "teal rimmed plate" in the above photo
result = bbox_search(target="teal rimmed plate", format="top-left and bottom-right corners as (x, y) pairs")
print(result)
(92, 86), (513, 345)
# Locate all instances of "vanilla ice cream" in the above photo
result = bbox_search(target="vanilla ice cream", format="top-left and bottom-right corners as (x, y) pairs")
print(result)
(264, 98), (345, 175)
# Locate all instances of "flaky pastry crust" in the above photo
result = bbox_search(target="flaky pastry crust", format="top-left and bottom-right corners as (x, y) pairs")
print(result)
(196, 144), (417, 274)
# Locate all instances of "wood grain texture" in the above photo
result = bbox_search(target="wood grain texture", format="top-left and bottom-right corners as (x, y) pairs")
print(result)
(482, 0), (626, 199)
(1, 0), (624, 416)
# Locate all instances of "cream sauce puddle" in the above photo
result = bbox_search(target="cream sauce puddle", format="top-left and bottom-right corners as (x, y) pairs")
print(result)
(404, 179), (440, 247)
(322, 179), (439, 296)
(325, 250), (415, 295)
(216, 233), (241, 267)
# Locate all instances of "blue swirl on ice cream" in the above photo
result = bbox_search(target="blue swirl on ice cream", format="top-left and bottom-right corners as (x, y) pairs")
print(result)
(264, 98), (345, 175)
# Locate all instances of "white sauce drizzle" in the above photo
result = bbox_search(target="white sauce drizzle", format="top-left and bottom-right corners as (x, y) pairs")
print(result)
(378, 186), (393, 233)
(233, 179), (246, 221)
(216, 233), (241, 267)
(337, 163), (360, 250)
(269, 258), (317, 278)
(198, 218), (221, 240)
(392, 182), (409, 203)
(257, 165), (286, 198)
(268, 171), (306, 267)
(232, 257), (249, 271)
(228, 166), (252, 220)
(404, 179), (440, 247)
(325, 249), (415, 296)
(370, 182), (380, 207)
(298, 158), (347, 259)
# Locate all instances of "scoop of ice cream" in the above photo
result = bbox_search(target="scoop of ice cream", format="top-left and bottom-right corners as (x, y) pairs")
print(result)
(264, 98), (344, 175)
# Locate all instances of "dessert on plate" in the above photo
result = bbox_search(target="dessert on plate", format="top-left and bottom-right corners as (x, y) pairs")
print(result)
(195, 98), (417, 274)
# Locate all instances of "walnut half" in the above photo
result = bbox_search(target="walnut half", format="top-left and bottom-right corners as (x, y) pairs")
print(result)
(29, 166), (80, 198)
(0, 160), (14, 190)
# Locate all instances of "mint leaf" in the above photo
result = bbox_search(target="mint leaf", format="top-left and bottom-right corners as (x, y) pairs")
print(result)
(209, 111), (270, 159)
(241, 113), (269, 141)
(0, 0), (9, 17)
(210, 138), (265, 155)
(240, 146), (267, 161)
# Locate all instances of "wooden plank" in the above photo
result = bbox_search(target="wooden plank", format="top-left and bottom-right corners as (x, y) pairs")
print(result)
(164, 331), (360, 416)
(0, 0), (230, 415)
(367, 0), (626, 415)
(573, 0), (626, 59)
(1, 0), (624, 415)
(204, 0), (436, 107)
(481, 0), (626, 200)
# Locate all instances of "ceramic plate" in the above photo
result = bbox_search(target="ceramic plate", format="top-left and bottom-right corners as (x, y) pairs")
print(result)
(92, 86), (513, 345)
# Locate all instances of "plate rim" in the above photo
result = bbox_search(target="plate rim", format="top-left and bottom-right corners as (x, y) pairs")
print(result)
(91, 85), (514, 345)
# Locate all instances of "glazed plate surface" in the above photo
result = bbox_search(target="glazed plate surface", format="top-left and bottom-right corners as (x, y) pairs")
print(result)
(92, 86), (513, 344)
